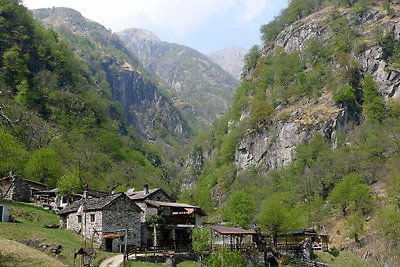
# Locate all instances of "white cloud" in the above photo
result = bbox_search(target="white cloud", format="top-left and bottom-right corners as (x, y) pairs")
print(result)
(237, 0), (268, 23)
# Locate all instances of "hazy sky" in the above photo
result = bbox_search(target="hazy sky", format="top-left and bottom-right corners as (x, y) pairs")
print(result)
(22, 0), (288, 54)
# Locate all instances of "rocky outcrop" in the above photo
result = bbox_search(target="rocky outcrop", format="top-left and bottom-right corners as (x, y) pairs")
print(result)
(359, 45), (400, 99)
(235, 94), (350, 172)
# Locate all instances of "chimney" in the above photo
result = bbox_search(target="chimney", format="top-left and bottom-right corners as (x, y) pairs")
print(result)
(144, 184), (149, 195)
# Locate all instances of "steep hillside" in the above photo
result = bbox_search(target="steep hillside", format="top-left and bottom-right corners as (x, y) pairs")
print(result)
(0, 0), (181, 195)
(117, 28), (239, 128)
(208, 46), (247, 79)
(183, 1), (400, 265)
(33, 8), (189, 142)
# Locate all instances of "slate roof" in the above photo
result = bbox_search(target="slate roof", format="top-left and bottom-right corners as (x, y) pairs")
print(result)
(59, 193), (139, 215)
(126, 188), (174, 201)
(0, 176), (48, 188)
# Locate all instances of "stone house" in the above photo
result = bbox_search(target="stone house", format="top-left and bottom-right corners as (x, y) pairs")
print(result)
(0, 198), (10, 222)
(126, 185), (207, 248)
(0, 172), (47, 202)
(59, 193), (142, 252)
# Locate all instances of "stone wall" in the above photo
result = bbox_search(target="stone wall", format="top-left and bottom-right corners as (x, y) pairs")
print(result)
(1, 177), (31, 202)
(64, 195), (142, 252)
(102, 196), (142, 251)
(65, 210), (102, 239)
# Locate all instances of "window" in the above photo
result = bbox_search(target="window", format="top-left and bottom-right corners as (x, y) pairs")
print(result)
(77, 215), (82, 223)
(90, 214), (95, 222)
(0, 206), (3, 222)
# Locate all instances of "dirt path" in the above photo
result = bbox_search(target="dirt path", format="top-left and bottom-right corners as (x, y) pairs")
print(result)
(99, 254), (124, 267)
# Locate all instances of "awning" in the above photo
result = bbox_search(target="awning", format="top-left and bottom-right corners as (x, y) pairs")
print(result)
(101, 232), (122, 239)
(210, 225), (256, 236)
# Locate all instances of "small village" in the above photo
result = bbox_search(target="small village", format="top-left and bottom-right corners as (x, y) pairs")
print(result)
(0, 171), (330, 267)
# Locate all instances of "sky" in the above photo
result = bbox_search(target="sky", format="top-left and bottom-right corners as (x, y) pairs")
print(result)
(22, 0), (289, 54)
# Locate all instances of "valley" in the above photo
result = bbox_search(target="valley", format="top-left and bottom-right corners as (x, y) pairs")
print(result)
(2, 0), (400, 266)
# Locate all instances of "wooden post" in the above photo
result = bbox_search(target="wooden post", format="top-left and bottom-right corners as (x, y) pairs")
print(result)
(123, 229), (128, 267)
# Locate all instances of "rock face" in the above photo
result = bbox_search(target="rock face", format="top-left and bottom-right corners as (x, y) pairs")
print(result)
(118, 28), (239, 128)
(236, 6), (400, 173)
(235, 93), (351, 172)
(208, 46), (248, 79)
(103, 60), (185, 140)
(33, 8), (188, 141)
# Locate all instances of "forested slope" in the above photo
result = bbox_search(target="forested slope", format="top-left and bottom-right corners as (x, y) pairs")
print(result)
(183, 1), (400, 265)
(0, 0), (183, 196)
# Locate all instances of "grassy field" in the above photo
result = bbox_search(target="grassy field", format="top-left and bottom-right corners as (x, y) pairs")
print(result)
(0, 200), (112, 266)
(314, 250), (378, 267)
(0, 239), (65, 267)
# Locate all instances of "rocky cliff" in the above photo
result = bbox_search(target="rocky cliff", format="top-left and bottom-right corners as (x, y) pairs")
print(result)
(33, 8), (189, 141)
(117, 28), (239, 128)
(236, 5), (400, 173)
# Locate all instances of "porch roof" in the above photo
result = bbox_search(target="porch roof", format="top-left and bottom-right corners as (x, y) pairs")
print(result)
(145, 200), (207, 216)
(210, 225), (256, 236)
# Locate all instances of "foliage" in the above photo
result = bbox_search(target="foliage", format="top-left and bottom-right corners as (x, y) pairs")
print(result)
(23, 147), (62, 187)
(0, 127), (27, 175)
(222, 191), (255, 227)
(0, 0), (176, 194)
(244, 45), (260, 70)
(333, 84), (356, 105)
(192, 227), (211, 257)
(206, 249), (246, 267)
(258, 194), (306, 238)
(57, 172), (82, 196)
(362, 75), (386, 122)
(328, 173), (372, 216)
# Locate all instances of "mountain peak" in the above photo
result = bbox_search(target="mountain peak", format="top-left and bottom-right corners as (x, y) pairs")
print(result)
(118, 28), (161, 44)
(208, 46), (247, 79)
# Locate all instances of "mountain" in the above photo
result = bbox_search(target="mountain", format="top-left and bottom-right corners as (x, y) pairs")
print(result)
(0, 1), (181, 193)
(117, 28), (239, 129)
(183, 1), (400, 265)
(208, 46), (247, 79)
(32, 8), (189, 143)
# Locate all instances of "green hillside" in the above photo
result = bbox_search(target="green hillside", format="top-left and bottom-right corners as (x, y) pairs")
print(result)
(183, 0), (400, 265)
(0, 0), (180, 194)
(0, 200), (111, 266)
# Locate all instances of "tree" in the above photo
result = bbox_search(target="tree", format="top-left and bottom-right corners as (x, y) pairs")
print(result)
(57, 171), (82, 196)
(192, 227), (211, 263)
(222, 191), (255, 228)
(24, 147), (62, 187)
(328, 173), (372, 216)
(0, 127), (27, 175)
(1, 44), (30, 88)
(333, 84), (356, 105)
(362, 75), (386, 122)
(258, 194), (306, 240)
(244, 45), (260, 70)
(206, 249), (246, 267)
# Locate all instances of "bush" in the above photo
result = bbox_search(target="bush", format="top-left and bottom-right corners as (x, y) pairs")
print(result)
(333, 84), (356, 104)
(206, 249), (246, 267)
